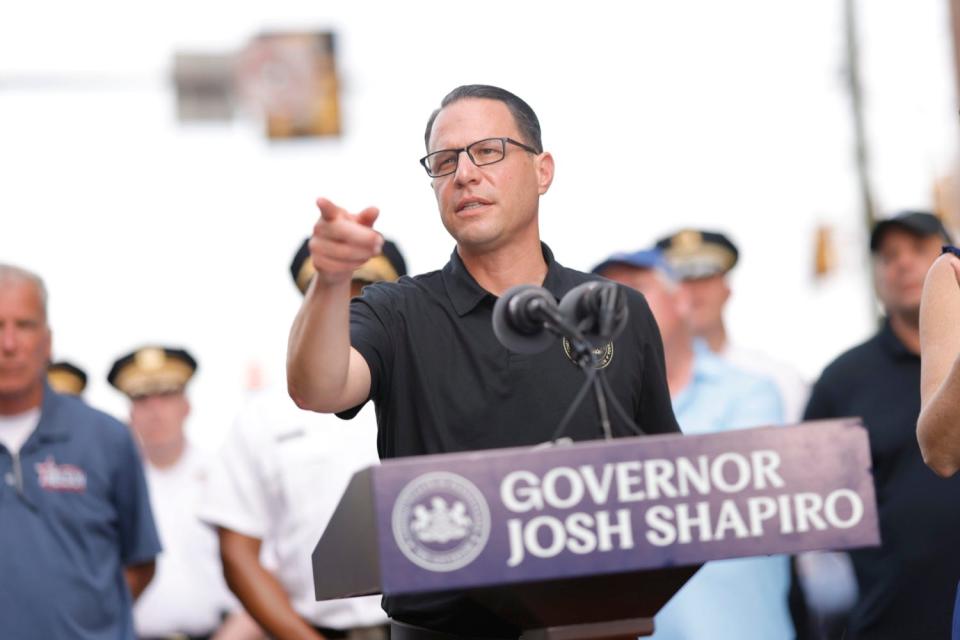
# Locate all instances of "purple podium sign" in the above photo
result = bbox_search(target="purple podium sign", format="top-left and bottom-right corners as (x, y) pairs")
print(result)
(313, 418), (878, 635)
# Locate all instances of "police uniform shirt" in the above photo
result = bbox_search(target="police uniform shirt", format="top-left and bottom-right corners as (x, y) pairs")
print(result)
(197, 389), (387, 630)
(343, 243), (680, 636)
(134, 443), (238, 638)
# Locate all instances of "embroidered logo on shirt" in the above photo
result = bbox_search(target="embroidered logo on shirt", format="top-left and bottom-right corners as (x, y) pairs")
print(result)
(35, 456), (87, 492)
(562, 337), (614, 369)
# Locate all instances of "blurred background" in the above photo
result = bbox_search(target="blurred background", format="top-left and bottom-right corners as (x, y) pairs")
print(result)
(2, 0), (958, 449)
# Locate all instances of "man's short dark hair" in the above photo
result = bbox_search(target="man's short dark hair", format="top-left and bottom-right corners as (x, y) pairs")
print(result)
(423, 85), (543, 153)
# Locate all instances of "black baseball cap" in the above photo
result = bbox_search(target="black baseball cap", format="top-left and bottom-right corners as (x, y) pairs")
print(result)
(869, 211), (952, 252)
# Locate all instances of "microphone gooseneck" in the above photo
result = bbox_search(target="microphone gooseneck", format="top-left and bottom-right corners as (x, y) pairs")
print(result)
(493, 285), (587, 354)
(492, 282), (644, 442)
(558, 281), (629, 344)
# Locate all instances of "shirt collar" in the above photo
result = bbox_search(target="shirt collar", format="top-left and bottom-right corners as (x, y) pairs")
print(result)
(34, 382), (73, 442)
(442, 242), (577, 316)
(672, 341), (724, 411)
(878, 318), (918, 360)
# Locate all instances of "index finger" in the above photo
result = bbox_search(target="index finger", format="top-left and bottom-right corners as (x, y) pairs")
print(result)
(316, 197), (347, 223)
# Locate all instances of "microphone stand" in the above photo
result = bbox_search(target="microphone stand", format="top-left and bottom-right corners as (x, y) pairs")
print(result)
(534, 296), (647, 443)
(533, 301), (618, 441)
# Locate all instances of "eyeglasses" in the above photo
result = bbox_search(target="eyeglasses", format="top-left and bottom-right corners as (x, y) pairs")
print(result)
(419, 137), (539, 178)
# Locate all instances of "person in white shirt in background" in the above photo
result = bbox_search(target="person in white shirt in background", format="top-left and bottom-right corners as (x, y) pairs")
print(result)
(197, 238), (406, 640)
(108, 346), (263, 640)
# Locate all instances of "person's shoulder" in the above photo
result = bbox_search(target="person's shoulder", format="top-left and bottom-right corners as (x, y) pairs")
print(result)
(700, 348), (779, 396)
(48, 393), (137, 451)
(814, 334), (881, 383)
(556, 264), (600, 283)
(726, 344), (799, 376)
(725, 344), (808, 387)
(559, 265), (620, 289)
(564, 268), (651, 311)
(354, 270), (443, 306)
(51, 393), (127, 434)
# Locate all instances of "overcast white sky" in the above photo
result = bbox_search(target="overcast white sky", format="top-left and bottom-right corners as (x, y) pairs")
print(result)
(1, 1), (956, 449)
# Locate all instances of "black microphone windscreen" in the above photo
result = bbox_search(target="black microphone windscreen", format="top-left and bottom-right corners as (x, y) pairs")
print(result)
(492, 285), (558, 354)
(558, 281), (629, 343)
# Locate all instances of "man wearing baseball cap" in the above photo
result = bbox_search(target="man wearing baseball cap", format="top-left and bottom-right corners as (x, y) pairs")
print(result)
(804, 211), (960, 638)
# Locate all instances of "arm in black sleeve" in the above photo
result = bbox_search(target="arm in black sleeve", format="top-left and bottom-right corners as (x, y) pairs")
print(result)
(634, 295), (681, 435)
(337, 282), (398, 420)
(802, 371), (837, 421)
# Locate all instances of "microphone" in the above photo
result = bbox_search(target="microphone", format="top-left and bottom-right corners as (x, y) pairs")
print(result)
(558, 281), (629, 343)
(492, 285), (563, 354)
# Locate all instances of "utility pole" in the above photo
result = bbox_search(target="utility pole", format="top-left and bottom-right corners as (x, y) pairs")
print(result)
(843, 0), (880, 321)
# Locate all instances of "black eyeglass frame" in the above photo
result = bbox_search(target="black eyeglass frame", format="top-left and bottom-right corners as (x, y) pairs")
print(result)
(419, 137), (540, 178)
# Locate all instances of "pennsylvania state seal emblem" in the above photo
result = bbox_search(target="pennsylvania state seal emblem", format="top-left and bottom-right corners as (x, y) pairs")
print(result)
(391, 472), (491, 572)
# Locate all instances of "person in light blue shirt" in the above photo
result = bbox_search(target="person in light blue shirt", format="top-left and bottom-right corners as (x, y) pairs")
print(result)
(594, 248), (793, 640)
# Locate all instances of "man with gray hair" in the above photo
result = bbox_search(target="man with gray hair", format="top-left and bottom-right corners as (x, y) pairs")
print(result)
(593, 248), (793, 640)
(0, 264), (161, 640)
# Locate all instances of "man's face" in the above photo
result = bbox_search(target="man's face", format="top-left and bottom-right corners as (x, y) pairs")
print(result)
(600, 264), (686, 342)
(680, 274), (730, 337)
(129, 392), (189, 449)
(873, 228), (943, 316)
(427, 98), (554, 252)
(0, 279), (51, 412)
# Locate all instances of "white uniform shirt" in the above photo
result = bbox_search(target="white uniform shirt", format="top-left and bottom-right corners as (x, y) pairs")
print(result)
(723, 344), (810, 423)
(135, 444), (238, 637)
(197, 389), (387, 629)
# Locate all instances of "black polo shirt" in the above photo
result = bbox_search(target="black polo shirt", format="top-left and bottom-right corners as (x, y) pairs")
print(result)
(343, 243), (680, 637)
(804, 320), (960, 640)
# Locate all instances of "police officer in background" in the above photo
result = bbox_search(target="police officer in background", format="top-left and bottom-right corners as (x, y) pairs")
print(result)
(108, 346), (263, 640)
(47, 360), (88, 396)
(655, 229), (808, 422)
(198, 239), (404, 640)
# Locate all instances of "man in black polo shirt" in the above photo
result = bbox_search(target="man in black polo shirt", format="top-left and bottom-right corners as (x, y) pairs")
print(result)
(803, 211), (960, 639)
(287, 85), (679, 638)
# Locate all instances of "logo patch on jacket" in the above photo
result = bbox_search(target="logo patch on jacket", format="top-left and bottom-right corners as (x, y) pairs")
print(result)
(35, 456), (87, 492)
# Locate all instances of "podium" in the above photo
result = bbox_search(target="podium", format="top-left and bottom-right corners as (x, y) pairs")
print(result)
(314, 419), (879, 639)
